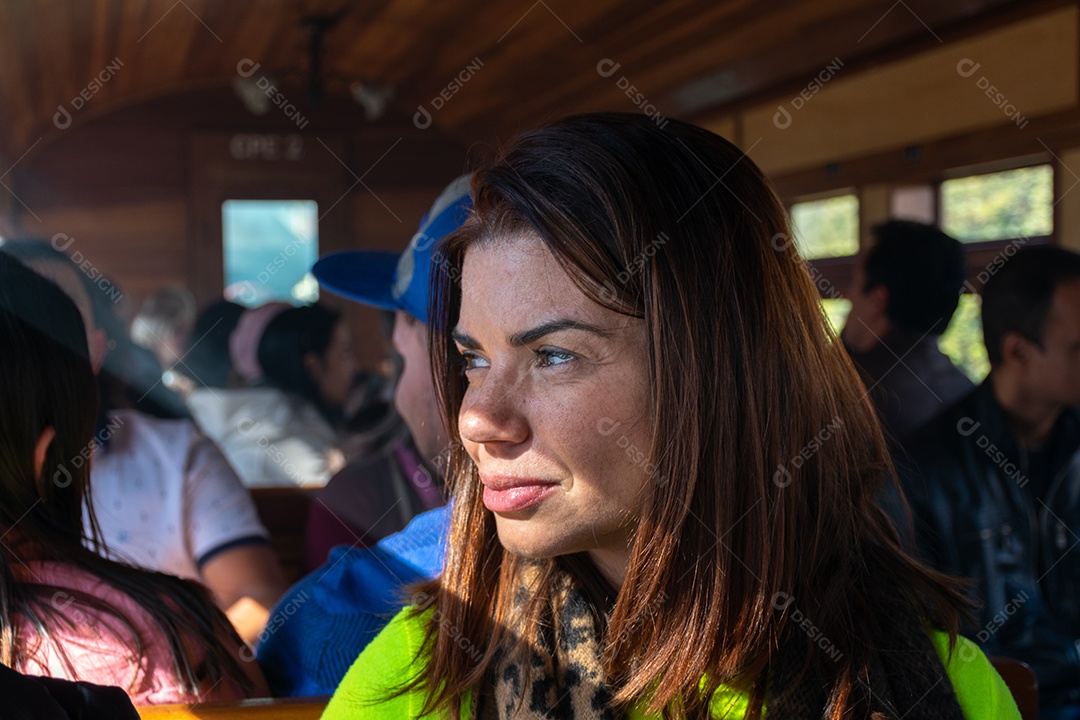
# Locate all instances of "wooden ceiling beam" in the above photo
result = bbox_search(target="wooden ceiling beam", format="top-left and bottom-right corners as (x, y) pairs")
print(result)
(690, 0), (1072, 126)
(769, 106), (1080, 201)
(0, 0), (1070, 169)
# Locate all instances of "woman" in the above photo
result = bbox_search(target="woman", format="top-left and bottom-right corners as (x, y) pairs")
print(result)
(188, 302), (355, 487)
(324, 114), (1018, 718)
(0, 252), (267, 704)
(183, 299), (246, 390)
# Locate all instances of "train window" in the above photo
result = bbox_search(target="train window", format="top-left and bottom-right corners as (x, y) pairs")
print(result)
(789, 194), (859, 260)
(940, 164), (1053, 242)
(938, 293), (988, 382)
(821, 298), (851, 336)
(222, 199), (319, 307)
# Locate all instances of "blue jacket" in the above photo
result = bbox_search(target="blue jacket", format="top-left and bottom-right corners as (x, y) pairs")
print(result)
(255, 506), (449, 696)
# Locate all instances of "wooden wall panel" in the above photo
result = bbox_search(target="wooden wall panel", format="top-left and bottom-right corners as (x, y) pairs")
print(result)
(859, 184), (891, 249)
(17, 199), (189, 308)
(18, 124), (187, 208)
(742, 6), (1078, 175)
(8, 85), (468, 371)
(351, 188), (454, 253)
(1056, 147), (1080, 254)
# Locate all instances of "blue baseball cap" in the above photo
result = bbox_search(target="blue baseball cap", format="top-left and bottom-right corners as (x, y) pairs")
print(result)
(312, 174), (472, 323)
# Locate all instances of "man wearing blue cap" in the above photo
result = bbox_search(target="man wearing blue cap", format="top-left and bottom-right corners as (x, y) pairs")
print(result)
(255, 176), (470, 697)
(304, 175), (472, 566)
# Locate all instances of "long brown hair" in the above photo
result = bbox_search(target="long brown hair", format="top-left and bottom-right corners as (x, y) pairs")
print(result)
(0, 251), (251, 697)
(417, 113), (969, 718)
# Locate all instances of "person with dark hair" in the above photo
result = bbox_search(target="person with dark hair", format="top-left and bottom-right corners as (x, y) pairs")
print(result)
(182, 299), (246, 389)
(302, 177), (470, 569)
(255, 177), (468, 697)
(902, 244), (1080, 718)
(260, 304), (354, 426)
(0, 661), (139, 719)
(0, 252), (267, 703)
(323, 114), (1018, 719)
(0, 240), (286, 646)
(187, 302), (354, 487)
(842, 220), (974, 444)
(0, 238), (190, 419)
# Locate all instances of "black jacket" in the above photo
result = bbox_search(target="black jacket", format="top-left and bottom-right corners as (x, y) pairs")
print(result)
(846, 328), (974, 446)
(900, 380), (1080, 708)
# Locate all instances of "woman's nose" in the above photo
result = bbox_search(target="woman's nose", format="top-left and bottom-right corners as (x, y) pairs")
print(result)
(458, 369), (530, 450)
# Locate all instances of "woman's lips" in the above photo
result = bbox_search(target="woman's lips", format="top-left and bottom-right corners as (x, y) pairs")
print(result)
(481, 476), (559, 513)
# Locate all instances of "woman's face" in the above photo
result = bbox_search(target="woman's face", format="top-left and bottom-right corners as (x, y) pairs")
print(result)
(455, 233), (652, 586)
(310, 320), (356, 410)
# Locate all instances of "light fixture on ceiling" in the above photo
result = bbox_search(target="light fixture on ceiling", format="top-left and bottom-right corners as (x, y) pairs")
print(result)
(231, 10), (396, 122)
(350, 80), (394, 121)
(232, 73), (275, 116)
(301, 14), (341, 105)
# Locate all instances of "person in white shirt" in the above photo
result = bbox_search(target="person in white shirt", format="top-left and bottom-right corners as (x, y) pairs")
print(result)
(0, 239), (287, 644)
(188, 302), (354, 488)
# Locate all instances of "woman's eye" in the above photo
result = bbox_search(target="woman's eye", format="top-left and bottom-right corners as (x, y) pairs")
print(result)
(536, 348), (575, 368)
(460, 351), (489, 372)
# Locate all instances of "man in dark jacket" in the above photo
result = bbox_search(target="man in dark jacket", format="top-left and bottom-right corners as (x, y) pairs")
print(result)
(843, 220), (974, 446)
(902, 244), (1080, 718)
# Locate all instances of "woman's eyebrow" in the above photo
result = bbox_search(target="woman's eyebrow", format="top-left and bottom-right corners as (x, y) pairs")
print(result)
(451, 329), (480, 349)
(508, 319), (612, 346)
(451, 319), (612, 350)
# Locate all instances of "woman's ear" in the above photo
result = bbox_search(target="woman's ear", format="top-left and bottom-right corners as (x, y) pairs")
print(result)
(34, 426), (56, 480)
(302, 351), (324, 382)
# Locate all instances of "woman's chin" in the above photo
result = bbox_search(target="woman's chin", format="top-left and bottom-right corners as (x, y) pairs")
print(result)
(493, 522), (574, 561)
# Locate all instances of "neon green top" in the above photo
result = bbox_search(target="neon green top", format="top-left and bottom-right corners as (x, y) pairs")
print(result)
(322, 607), (1021, 719)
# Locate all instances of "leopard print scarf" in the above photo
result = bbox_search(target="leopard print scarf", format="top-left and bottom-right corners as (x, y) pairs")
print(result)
(475, 572), (968, 720)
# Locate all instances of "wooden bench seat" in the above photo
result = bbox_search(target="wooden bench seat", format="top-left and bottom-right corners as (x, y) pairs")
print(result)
(138, 695), (328, 719)
(250, 487), (317, 584)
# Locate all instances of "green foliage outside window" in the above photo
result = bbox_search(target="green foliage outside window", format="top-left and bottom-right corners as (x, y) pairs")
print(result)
(821, 293), (987, 383)
(941, 165), (1052, 242)
(938, 293), (989, 382)
(821, 298), (851, 337)
(790, 195), (859, 259)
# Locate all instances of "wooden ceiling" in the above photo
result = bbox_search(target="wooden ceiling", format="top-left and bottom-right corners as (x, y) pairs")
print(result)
(0, 0), (1054, 169)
